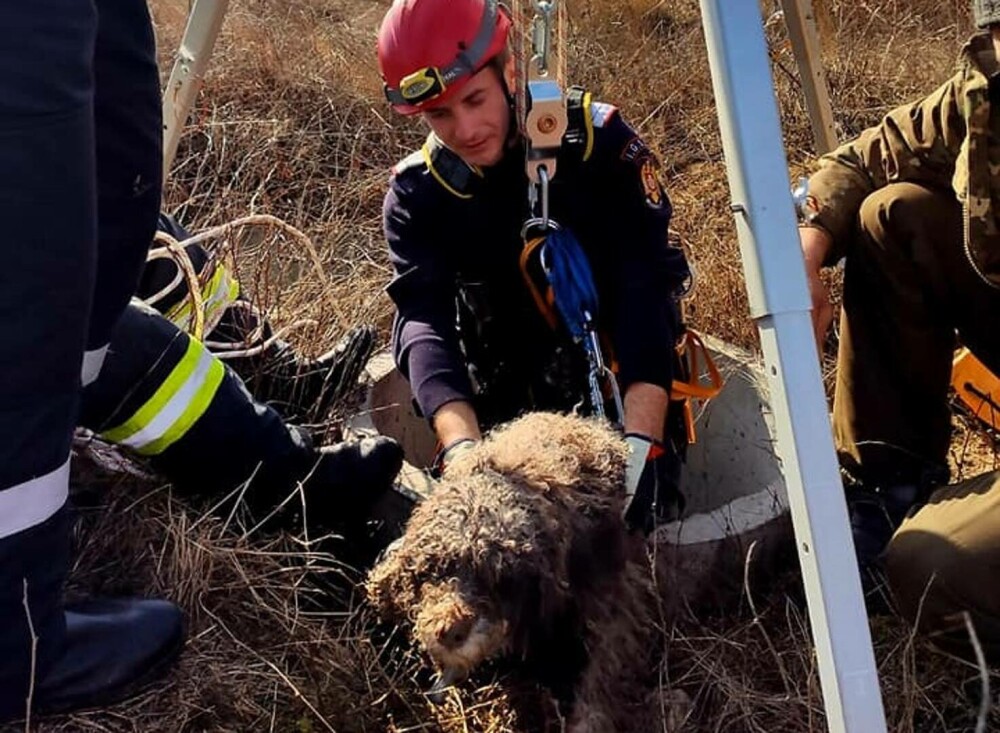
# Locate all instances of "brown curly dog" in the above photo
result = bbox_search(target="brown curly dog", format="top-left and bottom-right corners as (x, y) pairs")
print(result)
(365, 412), (662, 733)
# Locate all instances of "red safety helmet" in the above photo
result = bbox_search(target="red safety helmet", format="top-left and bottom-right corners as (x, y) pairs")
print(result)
(378, 0), (512, 115)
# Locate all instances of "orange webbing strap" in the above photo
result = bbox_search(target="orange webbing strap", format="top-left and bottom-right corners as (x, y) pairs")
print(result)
(670, 329), (724, 444)
(519, 235), (559, 330)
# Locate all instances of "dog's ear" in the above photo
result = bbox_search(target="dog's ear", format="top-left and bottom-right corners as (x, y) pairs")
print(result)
(364, 545), (418, 623)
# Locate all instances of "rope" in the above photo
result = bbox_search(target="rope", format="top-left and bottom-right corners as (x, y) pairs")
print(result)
(145, 213), (347, 353)
(147, 213), (347, 336)
(151, 230), (206, 341)
(540, 228), (599, 343)
(533, 228), (623, 422)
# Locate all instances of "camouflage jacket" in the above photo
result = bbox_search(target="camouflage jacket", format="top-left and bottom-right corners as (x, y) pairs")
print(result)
(807, 33), (1000, 288)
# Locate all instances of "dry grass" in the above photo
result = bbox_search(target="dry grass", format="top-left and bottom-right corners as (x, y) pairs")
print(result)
(19, 0), (1000, 731)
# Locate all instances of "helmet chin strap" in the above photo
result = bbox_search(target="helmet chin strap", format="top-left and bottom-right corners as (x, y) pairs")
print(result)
(504, 96), (519, 149)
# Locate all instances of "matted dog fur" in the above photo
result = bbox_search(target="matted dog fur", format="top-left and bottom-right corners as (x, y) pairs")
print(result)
(366, 412), (663, 732)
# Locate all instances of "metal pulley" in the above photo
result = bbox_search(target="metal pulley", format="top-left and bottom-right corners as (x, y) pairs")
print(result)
(524, 0), (567, 187)
(518, 0), (568, 221)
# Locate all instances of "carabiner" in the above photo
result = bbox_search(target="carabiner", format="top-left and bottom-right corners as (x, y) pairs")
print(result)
(522, 164), (559, 239)
(531, 0), (556, 75)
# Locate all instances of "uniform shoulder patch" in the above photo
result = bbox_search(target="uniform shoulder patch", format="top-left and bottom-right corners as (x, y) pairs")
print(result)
(619, 134), (667, 210)
(589, 101), (618, 129)
(639, 158), (666, 210)
(620, 135), (655, 164)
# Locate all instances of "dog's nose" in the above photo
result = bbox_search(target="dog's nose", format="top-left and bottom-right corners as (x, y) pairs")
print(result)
(427, 667), (460, 704)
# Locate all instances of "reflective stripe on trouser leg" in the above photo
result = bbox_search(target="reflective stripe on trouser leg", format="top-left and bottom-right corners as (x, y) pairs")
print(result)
(81, 302), (314, 505)
(0, 460), (70, 540)
(99, 322), (225, 456)
(164, 262), (242, 335)
(82, 344), (110, 387)
(0, 0), (101, 716)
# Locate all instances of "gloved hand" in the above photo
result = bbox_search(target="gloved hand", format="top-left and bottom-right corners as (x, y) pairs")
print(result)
(305, 435), (404, 527)
(623, 433), (684, 535)
(431, 437), (477, 477)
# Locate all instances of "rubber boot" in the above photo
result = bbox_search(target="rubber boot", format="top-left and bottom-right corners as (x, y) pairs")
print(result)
(0, 508), (184, 724)
(301, 436), (405, 531)
(26, 598), (184, 719)
(843, 461), (948, 611)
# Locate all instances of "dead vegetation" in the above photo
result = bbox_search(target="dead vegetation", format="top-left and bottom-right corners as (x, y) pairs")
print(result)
(17, 0), (1000, 731)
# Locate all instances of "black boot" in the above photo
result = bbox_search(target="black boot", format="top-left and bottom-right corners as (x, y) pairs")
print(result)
(843, 462), (948, 610)
(246, 325), (376, 421)
(846, 482), (929, 566)
(0, 508), (184, 724)
(302, 436), (404, 531)
(27, 598), (185, 718)
(233, 433), (404, 547)
(845, 462), (948, 568)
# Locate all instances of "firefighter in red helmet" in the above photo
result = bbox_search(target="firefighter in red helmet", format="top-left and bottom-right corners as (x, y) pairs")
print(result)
(376, 0), (693, 534)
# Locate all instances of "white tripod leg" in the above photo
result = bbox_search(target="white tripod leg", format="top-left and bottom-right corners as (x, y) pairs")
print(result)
(162, 0), (230, 186)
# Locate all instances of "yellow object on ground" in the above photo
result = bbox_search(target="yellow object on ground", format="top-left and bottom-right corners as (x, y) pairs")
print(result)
(952, 347), (1000, 430)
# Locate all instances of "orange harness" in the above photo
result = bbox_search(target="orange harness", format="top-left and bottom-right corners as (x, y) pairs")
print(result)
(670, 329), (723, 443)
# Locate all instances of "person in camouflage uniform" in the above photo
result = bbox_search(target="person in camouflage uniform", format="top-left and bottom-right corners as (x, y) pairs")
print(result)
(800, 0), (1000, 659)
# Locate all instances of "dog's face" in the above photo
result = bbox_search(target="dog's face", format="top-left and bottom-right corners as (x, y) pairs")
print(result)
(413, 580), (511, 685)
(367, 473), (571, 679)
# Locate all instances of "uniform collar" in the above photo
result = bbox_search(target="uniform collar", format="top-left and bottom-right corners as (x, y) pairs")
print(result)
(423, 132), (524, 198)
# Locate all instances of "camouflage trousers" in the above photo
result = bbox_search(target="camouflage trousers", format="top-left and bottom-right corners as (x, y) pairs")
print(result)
(832, 182), (1000, 482)
(833, 182), (1000, 660)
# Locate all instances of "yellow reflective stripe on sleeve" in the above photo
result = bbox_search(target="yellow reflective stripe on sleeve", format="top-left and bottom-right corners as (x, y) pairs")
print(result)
(99, 338), (225, 455)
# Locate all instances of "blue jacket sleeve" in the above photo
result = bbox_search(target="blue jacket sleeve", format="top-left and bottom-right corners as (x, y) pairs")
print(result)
(591, 113), (690, 393)
(383, 178), (474, 418)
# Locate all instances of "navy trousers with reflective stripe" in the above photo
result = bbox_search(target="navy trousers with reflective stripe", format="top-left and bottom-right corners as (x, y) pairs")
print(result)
(0, 0), (161, 719)
(81, 304), (315, 502)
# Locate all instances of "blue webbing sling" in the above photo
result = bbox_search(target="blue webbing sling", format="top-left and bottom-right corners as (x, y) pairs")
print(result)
(534, 228), (624, 423)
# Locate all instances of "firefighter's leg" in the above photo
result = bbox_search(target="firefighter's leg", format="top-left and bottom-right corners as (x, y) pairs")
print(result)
(82, 304), (402, 534)
(830, 184), (972, 566)
(84, 0), (163, 382)
(0, 2), (181, 723)
(885, 470), (1000, 662)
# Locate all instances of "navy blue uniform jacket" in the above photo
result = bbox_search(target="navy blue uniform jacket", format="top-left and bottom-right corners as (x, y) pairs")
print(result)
(383, 102), (691, 421)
